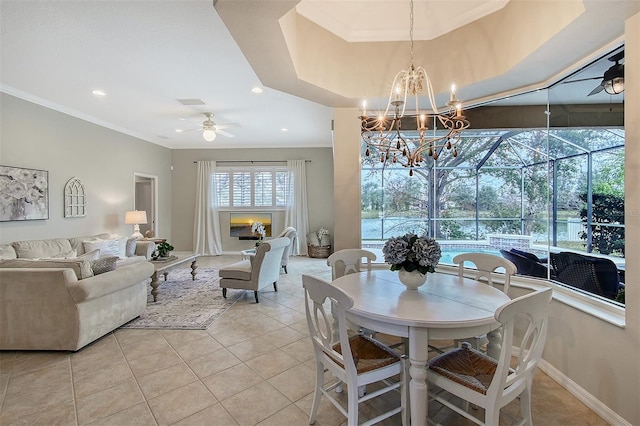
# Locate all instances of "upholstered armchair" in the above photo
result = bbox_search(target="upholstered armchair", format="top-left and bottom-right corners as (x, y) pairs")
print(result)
(219, 237), (290, 303)
(276, 227), (297, 273)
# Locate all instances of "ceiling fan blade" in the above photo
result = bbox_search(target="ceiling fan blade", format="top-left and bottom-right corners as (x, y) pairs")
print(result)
(215, 129), (235, 138)
(214, 122), (239, 130)
(561, 76), (601, 84)
(588, 83), (605, 96)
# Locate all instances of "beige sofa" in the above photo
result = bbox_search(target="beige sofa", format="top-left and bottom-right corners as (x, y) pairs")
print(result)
(0, 234), (155, 351)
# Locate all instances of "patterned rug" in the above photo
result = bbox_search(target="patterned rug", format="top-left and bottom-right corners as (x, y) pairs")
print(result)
(120, 267), (241, 330)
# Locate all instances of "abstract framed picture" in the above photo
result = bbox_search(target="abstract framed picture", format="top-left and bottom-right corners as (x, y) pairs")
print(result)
(0, 165), (49, 221)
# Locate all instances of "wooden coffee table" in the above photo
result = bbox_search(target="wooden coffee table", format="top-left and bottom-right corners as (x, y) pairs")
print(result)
(149, 252), (198, 302)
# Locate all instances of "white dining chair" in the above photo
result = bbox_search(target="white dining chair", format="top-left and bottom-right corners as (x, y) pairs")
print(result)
(302, 274), (408, 426)
(453, 252), (517, 294)
(446, 252), (517, 352)
(427, 287), (552, 425)
(327, 249), (376, 280)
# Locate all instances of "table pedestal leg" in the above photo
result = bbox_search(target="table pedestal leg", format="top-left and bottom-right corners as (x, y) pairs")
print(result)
(409, 327), (429, 426)
(487, 327), (502, 360)
(191, 260), (198, 280)
(150, 271), (160, 302)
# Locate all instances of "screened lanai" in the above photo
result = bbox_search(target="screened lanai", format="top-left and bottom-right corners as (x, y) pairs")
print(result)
(360, 45), (626, 304)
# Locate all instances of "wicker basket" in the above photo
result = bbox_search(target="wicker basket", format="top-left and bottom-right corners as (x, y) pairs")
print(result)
(308, 245), (331, 258)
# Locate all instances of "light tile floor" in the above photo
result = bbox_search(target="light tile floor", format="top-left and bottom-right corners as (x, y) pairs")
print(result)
(0, 255), (608, 425)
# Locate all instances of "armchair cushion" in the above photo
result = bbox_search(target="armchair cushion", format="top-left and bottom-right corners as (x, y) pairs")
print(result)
(219, 260), (252, 281)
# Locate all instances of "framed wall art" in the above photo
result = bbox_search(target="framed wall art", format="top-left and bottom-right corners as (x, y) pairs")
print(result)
(64, 177), (86, 218)
(229, 212), (272, 237)
(0, 165), (49, 222)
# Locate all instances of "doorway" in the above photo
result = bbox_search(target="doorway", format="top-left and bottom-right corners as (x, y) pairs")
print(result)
(134, 173), (158, 237)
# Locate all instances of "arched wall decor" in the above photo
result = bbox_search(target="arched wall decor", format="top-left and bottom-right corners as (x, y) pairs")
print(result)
(64, 177), (86, 218)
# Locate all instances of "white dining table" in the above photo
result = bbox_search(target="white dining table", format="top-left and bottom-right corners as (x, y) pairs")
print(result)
(331, 269), (511, 426)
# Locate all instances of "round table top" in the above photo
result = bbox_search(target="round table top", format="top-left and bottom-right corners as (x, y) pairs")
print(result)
(331, 269), (511, 330)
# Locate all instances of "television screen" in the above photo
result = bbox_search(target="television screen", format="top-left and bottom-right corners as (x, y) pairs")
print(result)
(230, 212), (272, 237)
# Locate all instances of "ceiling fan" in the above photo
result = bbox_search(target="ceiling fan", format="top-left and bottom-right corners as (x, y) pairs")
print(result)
(179, 112), (238, 141)
(562, 50), (624, 96)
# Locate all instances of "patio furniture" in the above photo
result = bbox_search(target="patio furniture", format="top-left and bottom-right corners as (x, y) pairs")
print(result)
(302, 274), (408, 426)
(550, 251), (621, 299)
(500, 249), (550, 279)
(427, 287), (552, 426)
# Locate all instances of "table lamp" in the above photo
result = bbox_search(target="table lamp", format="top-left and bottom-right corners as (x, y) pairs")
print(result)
(124, 210), (147, 240)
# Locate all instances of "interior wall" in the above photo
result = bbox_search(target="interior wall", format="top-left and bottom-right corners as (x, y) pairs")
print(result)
(0, 93), (173, 244)
(170, 147), (334, 253)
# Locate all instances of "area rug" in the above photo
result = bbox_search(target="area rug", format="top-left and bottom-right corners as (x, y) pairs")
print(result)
(120, 267), (241, 330)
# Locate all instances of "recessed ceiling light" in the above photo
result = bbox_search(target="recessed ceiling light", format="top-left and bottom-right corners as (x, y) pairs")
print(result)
(251, 87), (263, 94)
(175, 129), (184, 133)
(92, 89), (106, 97)
(281, 128), (288, 132)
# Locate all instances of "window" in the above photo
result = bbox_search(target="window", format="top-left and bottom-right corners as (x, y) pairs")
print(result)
(213, 167), (289, 209)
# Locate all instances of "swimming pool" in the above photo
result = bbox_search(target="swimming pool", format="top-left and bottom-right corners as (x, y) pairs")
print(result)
(364, 245), (503, 266)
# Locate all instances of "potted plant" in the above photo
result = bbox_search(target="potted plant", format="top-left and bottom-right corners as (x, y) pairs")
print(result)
(382, 233), (441, 289)
(152, 241), (174, 260)
(251, 221), (266, 247)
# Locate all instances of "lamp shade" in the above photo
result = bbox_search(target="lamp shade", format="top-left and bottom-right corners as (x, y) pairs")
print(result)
(124, 210), (147, 225)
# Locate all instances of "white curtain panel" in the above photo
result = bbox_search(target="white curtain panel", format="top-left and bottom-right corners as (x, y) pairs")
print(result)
(284, 160), (310, 255)
(193, 161), (223, 255)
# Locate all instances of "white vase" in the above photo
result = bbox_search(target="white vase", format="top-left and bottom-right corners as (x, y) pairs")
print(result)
(398, 268), (427, 290)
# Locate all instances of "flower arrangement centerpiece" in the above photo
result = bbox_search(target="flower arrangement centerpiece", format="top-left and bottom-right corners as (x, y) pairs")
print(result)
(251, 221), (266, 246)
(382, 232), (442, 289)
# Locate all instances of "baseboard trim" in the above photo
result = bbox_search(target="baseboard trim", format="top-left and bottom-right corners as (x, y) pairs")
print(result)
(536, 357), (630, 426)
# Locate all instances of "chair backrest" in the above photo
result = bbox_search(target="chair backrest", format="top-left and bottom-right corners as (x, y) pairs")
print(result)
(302, 274), (358, 376)
(252, 237), (290, 287)
(499, 249), (549, 279)
(550, 251), (620, 299)
(327, 249), (376, 280)
(278, 227), (298, 264)
(453, 252), (517, 294)
(487, 287), (552, 403)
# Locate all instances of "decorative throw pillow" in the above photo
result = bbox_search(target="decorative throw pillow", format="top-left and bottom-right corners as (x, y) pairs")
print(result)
(115, 236), (128, 259)
(83, 239), (120, 258)
(125, 238), (137, 257)
(78, 248), (101, 261)
(91, 256), (118, 275)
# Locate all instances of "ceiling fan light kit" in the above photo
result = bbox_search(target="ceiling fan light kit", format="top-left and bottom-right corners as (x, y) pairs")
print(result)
(202, 128), (217, 141)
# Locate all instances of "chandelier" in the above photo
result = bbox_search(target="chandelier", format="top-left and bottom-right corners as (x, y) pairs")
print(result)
(360, 0), (470, 175)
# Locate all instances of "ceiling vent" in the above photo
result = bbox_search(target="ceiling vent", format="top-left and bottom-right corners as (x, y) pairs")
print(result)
(176, 98), (206, 106)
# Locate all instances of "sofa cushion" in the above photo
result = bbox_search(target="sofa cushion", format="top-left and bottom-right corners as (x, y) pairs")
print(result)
(12, 238), (73, 259)
(219, 260), (252, 281)
(0, 244), (17, 260)
(0, 258), (94, 280)
(91, 256), (118, 275)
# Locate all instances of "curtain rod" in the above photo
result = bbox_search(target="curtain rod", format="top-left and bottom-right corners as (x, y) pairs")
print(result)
(193, 160), (311, 164)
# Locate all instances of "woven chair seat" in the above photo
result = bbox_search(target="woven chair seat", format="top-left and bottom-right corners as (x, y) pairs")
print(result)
(333, 334), (401, 373)
(428, 343), (497, 395)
